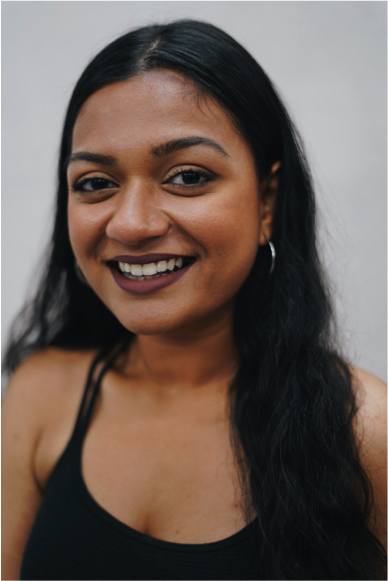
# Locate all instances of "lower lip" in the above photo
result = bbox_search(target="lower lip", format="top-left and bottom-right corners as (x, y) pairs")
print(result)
(109, 263), (194, 294)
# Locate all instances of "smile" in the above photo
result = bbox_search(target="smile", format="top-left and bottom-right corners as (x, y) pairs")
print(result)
(108, 255), (195, 294)
(117, 256), (187, 281)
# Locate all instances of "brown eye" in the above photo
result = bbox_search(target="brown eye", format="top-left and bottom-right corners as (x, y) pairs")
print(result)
(170, 171), (207, 185)
(165, 168), (216, 190)
(73, 177), (118, 192)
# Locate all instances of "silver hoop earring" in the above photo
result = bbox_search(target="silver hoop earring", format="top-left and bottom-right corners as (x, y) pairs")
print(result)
(74, 259), (88, 285)
(264, 235), (276, 276)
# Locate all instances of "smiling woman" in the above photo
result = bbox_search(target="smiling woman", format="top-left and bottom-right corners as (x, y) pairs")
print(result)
(1, 20), (386, 581)
(67, 72), (266, 335)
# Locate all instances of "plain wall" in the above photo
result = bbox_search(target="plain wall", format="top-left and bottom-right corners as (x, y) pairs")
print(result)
(2, 1), (387, 380)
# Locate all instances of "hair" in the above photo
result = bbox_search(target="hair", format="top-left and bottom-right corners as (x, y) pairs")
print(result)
(3, 19), (386, 579)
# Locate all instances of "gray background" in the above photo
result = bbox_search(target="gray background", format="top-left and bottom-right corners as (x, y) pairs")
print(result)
(2, 1), (387, 380)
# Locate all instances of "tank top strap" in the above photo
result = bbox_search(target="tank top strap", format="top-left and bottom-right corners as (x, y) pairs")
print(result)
(72, 340), (129, 442)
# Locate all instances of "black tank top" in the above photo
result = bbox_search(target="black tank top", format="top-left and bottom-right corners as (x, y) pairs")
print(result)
(21, 346), (261, 580)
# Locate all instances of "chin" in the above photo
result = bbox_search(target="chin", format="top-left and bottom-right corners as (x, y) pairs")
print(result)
(114, 310), (187, 336)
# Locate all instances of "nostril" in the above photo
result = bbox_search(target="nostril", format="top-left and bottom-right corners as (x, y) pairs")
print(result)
(105, 213), (169, 244)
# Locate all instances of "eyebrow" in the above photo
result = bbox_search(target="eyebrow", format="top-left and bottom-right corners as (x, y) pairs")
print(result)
(65, 152), (117, 168)
(66, 136), (229, 169)
(151, 136), (229, 158)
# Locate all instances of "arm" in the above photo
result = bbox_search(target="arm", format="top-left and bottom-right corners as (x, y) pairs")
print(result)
(352, 367), (387, 551)
(2, 361), (45, 580)
(1, 348), (90, 580)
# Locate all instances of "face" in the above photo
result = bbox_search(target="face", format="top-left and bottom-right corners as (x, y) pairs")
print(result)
(67, 70), (277, 336)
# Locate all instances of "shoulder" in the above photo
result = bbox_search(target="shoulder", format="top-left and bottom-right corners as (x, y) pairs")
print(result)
(2, 347), (98, 472)
(4, 346), (97, 398)
(3, 347), (97, 425)
(351, 366), (387, 464)
(1, 348), (97, 579)
(5, 345), (97, 386)
(351, 366), (387, 549)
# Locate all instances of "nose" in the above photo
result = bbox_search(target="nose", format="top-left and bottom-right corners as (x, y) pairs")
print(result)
(105, 181), (170, 246)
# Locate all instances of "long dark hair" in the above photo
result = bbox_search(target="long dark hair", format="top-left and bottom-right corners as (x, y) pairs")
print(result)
(3, 20), (386, 579)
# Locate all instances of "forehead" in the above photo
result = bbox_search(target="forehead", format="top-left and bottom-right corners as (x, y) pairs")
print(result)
(72, 69), (250, 156)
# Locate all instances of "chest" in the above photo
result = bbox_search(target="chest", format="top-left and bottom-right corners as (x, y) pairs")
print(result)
(81, 403), (246, 543)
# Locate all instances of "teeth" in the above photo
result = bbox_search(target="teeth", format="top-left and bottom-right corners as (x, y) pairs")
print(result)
(130, 264), (143, 276)
(143, 263), (157, 276)
(157, 260), (167, 273)
(118, 257), (188, 279)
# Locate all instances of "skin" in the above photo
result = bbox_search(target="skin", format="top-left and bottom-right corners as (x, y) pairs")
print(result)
(67, 70), (272, 339)
(2, 70), (386, 579)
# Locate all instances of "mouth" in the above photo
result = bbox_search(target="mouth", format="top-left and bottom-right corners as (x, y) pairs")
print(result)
(107, 254), (196, 294)
(112, 255), (194, 280)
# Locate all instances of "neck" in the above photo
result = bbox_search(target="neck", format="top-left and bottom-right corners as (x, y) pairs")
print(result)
(124, 308), (239, 396)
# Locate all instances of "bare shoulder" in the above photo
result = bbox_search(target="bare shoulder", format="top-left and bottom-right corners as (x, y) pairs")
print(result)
(2, 347), (98, 486)
(351, 366), (387, 464)
(4, 346), (97, 390)
(1, 348), (97, 579)
(351, 366), (387, 549)
(3, 347), (96, 427)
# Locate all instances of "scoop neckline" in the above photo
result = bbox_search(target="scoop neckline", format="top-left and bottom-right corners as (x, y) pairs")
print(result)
(76, 441), (257, 552)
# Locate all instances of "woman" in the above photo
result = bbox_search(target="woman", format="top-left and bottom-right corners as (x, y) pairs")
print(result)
(2, 19), (386, 580)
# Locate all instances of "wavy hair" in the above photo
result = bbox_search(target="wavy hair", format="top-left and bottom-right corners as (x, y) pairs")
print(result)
(3, 20), (386, 579)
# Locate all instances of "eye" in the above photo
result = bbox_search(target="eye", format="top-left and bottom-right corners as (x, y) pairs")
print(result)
(164, 168), (216, 191)
(169, 170), (207, 186)
(71, 176), (118, 193)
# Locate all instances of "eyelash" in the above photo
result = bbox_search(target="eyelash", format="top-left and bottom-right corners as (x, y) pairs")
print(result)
(163, 168), (215, 190)
(71, 177), (117, 193)
(71, 168), (216, 195)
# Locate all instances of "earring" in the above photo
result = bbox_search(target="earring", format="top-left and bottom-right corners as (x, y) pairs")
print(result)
(74, 259), (88, 285)
(264, 235), (275, 275)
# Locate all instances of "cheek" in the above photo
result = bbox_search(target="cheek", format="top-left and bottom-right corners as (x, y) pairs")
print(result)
(211, 201), (260, 285)
(67, 201), (104, 262)
(177, 188), (260, 286)
(68, 204), (86, 261)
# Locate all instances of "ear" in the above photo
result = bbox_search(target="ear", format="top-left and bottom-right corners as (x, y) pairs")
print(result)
(259, 161), (280, 245)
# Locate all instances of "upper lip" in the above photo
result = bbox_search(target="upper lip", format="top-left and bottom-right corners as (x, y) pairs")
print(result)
(108, 253), (194, 265)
